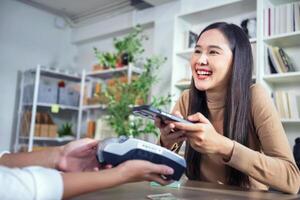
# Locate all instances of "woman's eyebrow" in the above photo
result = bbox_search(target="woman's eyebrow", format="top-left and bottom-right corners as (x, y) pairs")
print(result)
(209, 45), (223, 50)
(195, 44), (223, 50)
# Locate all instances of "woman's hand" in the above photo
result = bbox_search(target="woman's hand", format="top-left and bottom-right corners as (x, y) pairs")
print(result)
(154, 111), (186, 150)
(174, 112), (234, 160)
(117, 160), (174, 185)
(57, 138), (102, 172)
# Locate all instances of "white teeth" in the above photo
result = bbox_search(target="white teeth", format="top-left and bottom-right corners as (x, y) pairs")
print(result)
(196, 70), (212, 75)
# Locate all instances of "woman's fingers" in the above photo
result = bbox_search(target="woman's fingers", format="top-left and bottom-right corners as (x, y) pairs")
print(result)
(173, 111), (183, 118)
(187, 112), (210, 124)
(161, 123), (175, 135)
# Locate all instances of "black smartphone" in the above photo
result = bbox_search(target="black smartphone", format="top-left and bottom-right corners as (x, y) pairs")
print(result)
(132, 105), (193, 124)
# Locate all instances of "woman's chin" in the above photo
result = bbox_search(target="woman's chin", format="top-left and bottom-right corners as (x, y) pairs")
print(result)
(194, 83), (210, 91)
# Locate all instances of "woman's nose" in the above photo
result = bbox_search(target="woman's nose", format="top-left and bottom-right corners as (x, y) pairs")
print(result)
(198, 53), (208, 65)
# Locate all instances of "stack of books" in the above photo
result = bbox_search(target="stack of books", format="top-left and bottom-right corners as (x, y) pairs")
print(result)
(266, 46), (295, 74)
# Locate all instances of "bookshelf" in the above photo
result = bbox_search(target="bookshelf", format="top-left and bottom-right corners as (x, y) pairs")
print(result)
(170, 0), (300, 148)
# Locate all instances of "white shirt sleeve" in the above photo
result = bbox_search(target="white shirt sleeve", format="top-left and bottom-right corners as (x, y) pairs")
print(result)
(0, 166), (63, 200)
(0, 151), (10, 158)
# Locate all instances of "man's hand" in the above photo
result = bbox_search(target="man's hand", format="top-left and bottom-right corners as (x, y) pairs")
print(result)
(117, 160), (174, 185)
(57, 138), (102, 172)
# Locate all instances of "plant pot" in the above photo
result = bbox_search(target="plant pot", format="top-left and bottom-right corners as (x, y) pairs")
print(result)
(121, 53), (133, 65)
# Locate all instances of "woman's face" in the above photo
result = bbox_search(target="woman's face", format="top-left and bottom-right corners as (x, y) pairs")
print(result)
(190, 29), (233, 92)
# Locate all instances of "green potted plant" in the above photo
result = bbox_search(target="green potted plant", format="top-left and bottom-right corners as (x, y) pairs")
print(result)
(105, 56), (171, 137)
(113, 25), (148, 65)
(93, 47), (117, 69)
(57, 122), (74, 137)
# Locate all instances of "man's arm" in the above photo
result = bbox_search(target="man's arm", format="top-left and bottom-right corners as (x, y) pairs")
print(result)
(0, 160), (174, 200)
(0, 138), (100, 172)
(62, 160), (174, 199)
(0, 146), (61, 169)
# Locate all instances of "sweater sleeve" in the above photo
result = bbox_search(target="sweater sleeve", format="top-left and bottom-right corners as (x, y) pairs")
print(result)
(225, 84), (300, 194)
(0, 166), (63, 200)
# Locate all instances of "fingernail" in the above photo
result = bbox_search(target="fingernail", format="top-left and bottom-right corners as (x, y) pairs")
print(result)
(167, 168), (174, 174)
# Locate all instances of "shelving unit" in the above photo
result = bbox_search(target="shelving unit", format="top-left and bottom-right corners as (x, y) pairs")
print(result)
(263, 71), (300, 84)
(76, 63), (144, 139)
(23, 102), (79, 111)
(14, 65), (81, 152)
(260, 0), (300, 146)
(170, 0), (300, 148)
(19, 136), (75, 142)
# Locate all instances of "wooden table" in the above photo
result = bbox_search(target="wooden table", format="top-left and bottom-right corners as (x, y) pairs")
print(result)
(73, 180), (300, 200)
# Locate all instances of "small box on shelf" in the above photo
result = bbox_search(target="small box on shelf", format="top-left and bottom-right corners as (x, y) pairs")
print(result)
(58, 87), (80, 107)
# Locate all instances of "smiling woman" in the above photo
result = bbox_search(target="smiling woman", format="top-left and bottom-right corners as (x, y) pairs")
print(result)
(156, 22), (300, 194)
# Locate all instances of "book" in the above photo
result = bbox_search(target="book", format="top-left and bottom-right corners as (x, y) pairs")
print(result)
(267, 46), (283, 73)
(278, 48), (295, 72)
(274, 90), (290, 118)
(287, 90), (300, 119)
(295, 2), (300, 31)
(267, 49), (278, 74)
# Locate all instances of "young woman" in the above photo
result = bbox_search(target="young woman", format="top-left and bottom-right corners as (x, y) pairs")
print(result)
(0, 138), (174, 199)
(156, 22), (300, 194)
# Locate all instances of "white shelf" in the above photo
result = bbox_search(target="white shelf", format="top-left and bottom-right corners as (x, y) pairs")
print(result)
(86, 66), (143, 79)
(269, 0), (300, 6)
(82, 104), (108, 110)
(263, 72), (300, 84)
(281, 118), (300, 124)
(175, 80), (191, 90)
(178, 0), (255, 25)
(249, 38), (257, 43)
(264, 31), (300, 47)
(30, 68), (81, 82)
(20, 136), (75, 142)
(23, 102), (79, 111)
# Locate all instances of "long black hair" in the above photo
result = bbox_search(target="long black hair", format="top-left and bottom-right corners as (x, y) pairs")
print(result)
(185, 22), (253, 187)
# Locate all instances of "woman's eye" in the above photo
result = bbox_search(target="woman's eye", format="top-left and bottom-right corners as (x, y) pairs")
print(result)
(194, 49), (202, 54)
(210, 50), (219, 55)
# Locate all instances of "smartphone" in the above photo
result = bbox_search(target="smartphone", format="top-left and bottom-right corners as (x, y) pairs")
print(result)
(132, 105), (193, 124)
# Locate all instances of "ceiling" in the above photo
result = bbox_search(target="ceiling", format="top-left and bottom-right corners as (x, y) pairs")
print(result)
(17, 0), (177, 25)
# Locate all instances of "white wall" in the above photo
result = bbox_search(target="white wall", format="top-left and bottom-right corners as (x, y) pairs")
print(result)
(0, 0), (76, 151)
(75, 27), (154, 71)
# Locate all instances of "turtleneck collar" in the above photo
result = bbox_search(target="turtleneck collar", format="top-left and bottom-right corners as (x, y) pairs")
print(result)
(206, 88), (227, 110)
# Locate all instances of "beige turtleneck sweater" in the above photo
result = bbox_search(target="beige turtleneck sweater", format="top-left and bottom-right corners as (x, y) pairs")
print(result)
(165, 83), (300, 194)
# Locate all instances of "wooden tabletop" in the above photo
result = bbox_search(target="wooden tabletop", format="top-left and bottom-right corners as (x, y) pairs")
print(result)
(73, 180), (300, 200)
